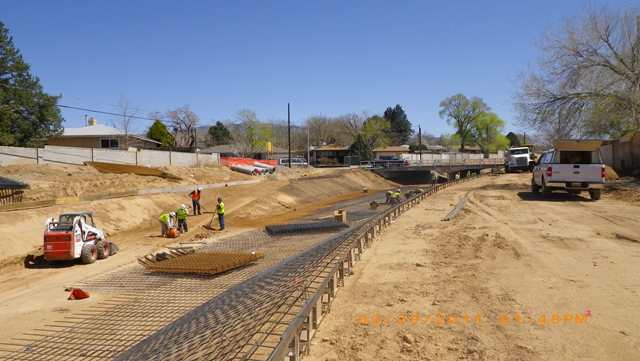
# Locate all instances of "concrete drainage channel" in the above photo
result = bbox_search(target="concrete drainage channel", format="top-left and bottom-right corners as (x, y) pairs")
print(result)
(116, 174), (487, 361)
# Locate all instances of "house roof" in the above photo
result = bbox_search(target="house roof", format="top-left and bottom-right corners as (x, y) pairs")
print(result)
(63, 124), (124, 136)
(373, 145), (410, 152)
(59, 124), (160, 144)
(312, 144), (350, 151)
(620, 131), (640, 143)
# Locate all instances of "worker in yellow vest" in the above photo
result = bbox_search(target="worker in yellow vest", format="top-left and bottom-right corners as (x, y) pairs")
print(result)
(176, 204), (188, 233)
(159, 212), (175, 237)
(216, 197), (225, 231)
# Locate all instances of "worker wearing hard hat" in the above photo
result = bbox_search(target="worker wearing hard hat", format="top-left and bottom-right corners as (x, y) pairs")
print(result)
(159, 211), (176, 237)
(216, 197), (225, 231)
(176, 204), (189, 233)
(189, 187), (203, 215)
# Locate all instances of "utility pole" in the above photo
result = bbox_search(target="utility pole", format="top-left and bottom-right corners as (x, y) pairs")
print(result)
(418, 125), (422, 162)
(287, 103), (291, 168)
(307, 126), (310, 165)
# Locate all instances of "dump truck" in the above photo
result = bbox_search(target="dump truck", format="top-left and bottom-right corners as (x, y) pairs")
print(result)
(505, 145), (536, 172)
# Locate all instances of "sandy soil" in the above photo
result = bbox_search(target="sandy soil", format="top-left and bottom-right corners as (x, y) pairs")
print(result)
(0, 167), (394, 342)
(308, 173), (640, 361)
(0, 163), (254, 201)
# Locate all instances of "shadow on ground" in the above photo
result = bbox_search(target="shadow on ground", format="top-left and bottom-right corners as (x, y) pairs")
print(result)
(24, 254), (76, 269)
(517, 191), (592, 202)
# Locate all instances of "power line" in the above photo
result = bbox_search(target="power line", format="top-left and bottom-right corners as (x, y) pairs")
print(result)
(0, 83), (158, 121)
(57, 104), (157, 121)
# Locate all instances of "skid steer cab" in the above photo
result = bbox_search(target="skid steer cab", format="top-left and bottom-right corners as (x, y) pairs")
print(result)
(43, 211), (114, 264)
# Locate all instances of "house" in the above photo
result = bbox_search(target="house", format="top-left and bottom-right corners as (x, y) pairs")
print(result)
(201, 143), (297, 160)
(600, 131), (640, 176)
(47, 118), (161, 150)
(459, 145), (482, 154)
(373, 145), (410, 160)
(310, 145), (351, 166)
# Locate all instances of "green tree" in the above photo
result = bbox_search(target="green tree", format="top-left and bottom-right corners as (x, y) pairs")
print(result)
(0, 22), (63, 146)
(472, 112), (509, 154)
(350, 134), (373, 160)
(349, 115), (390, 160)
(383, 105), (412, 145)
(505, 132), (521, 147)
(439, 94), (489, 152)
(207, 121), (233, 146)
(146, 119), (174, 146)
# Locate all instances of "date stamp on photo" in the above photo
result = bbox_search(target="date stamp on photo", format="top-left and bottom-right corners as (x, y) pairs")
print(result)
(356, 310), (592, 328)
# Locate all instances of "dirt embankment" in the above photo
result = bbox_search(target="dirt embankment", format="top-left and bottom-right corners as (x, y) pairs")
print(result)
(0, 163), (254, 201)
(0, 166), (393, 266)
(308, 173), (640, 361)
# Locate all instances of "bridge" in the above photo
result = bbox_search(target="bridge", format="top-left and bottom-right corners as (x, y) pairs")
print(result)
(366, 158), (504, 184)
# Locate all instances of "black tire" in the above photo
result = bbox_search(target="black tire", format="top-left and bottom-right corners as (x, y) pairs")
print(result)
(109, 242), (119, 255)
(80, 244), (97, 264)
(541, 177), (552, 195)
(96, 240), (110, 259)
(531, 178), (540, 193)
(589, 189), (601, 201)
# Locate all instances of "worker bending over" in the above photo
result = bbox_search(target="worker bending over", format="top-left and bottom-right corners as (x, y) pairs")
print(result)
(190, 187), (202, 215)
(176, 204), (188, 233)
(159, 211), (176, 237)
(216, 197), (225, 231)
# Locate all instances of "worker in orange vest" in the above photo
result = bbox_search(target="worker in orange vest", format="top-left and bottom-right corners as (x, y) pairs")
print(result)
(189, 187), (202, 215)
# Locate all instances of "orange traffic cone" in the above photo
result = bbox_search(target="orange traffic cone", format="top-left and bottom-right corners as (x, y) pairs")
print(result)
(68, 288), (90, 300)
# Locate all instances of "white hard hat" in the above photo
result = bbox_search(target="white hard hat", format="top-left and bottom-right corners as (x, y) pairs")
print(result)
(181, 204), (187, 209)
(169, 212), (176, 216)
(197, 187), (203, 191)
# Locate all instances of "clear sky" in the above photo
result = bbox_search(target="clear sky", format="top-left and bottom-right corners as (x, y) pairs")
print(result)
(2, 0), (635, 136)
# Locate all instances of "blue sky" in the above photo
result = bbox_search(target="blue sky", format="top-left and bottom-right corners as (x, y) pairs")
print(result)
(2, 0), (635, 136)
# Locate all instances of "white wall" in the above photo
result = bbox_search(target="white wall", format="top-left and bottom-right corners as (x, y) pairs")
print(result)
(0, 145), (220, 168)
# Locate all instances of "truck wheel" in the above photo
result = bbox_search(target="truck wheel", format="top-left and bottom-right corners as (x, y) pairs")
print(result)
(589, 189), (601, 201)
(109, 242), (119, 255)
(541, 178), (552, 195)
(81, 244), (97, 264)
(531, 179), (540, 193)
(96, 240), (110, 259)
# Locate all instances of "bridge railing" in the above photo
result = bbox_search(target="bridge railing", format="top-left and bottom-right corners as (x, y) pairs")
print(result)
(361, 157), (503, 169)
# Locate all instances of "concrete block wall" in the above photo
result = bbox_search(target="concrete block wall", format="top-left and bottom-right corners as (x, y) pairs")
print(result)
(0, 145), (220, 168)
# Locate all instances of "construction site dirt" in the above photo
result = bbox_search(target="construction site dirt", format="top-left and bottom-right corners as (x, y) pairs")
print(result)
(0, 166), (395, 355)
(1, 170), (638, 360)
(307, 173), (640, 361)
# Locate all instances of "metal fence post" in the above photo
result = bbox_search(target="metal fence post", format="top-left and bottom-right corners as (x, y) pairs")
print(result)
(36, 148), (39, 165)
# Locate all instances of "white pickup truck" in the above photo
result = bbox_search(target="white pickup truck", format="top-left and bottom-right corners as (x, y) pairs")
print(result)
(531, 140), (606, 201)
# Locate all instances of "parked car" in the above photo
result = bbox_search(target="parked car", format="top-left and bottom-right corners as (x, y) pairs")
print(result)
(278, 157), (308, 167)
(531, 140), (605, 200)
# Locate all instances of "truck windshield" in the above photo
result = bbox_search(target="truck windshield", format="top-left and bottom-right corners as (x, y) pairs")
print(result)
(510, 149), (529, 155)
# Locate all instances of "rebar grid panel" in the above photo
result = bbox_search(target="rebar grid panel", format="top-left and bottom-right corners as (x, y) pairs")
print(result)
(140, 251), (265, 275)
(114, 230), (358, 361)
(0, 231), (335, 361)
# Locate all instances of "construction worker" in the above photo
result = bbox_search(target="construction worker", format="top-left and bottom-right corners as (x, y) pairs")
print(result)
(189, 187), (202, 215)
(176, 204), (188, 233)
(385, 190), (394, 204)
(159, 211), (176, 237)
(216, 197), (225, 231)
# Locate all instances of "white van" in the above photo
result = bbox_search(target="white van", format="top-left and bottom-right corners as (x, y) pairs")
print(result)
(278, 158), (308, 167)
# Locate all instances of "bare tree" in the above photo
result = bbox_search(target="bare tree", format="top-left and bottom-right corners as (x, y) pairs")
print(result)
(115, 96), (136, 148)
(516, 6), (640, 140)
(166, 106), (199, 148)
